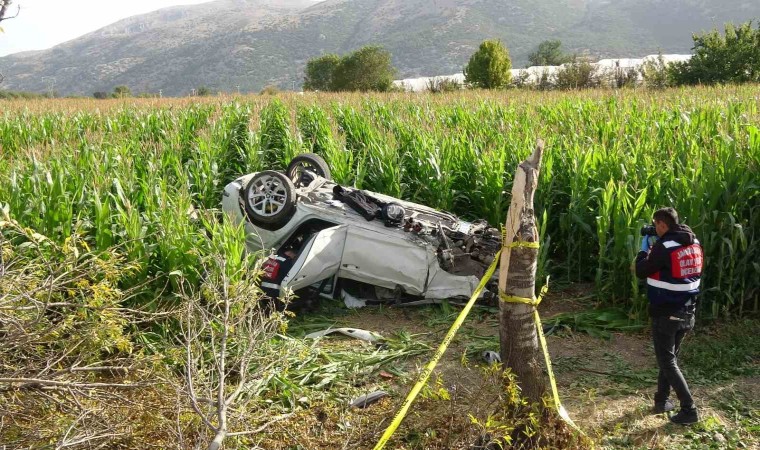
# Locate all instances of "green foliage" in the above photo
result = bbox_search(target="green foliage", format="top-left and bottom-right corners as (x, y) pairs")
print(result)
(259, 99), (299, 169)
(464, 39), (513, 89)
(0, 88), (758, 317)
(331, 45), (396, 92)
(112, 85), (132, 98)
(468, 366), (591, 448)
(639, 52), (673, 89)
(681, 319), (760, 383)
(669, 20), (760, 85)
(92, 91), (109, 99)
(528, 39), (571, 67)
(195, 86), (211, 96)
(296, 105), (354, 184)
(510, 69), (532, 88)
(259, 85), (280, 95)
(544, 308), (645, 339)
(303, 53), (341, 91)
(611, 66), (639, 89)
(0, 90), (53, 99)
(0, 216), (138, 360)
(554, 57), (600, 89)
(426, 77), (462, 93)
(536, 69), (555, 90)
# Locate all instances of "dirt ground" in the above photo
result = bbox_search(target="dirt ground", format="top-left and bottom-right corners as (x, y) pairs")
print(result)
(258, 289), (759, 450)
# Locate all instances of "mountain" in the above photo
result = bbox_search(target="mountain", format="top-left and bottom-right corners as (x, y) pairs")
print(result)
(0, 0), (757, 95)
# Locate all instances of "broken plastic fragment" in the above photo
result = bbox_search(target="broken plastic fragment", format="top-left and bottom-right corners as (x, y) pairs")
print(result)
(305, 327), (384, 343)
(341, 289), (366, 309)
(482, 350), (501, 364)
(350, 390), (389, 408)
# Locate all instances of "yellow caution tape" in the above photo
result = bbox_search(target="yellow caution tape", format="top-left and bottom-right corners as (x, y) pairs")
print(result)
(372, 250), (502, 450)
(500, 232), (541, 249)
(508, 240), (541, 249)
(499, 283), (548, 306)
(373, 243), (585, 450)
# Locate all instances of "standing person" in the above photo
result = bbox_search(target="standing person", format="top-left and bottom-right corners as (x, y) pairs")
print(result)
(635, 207), (703, 425)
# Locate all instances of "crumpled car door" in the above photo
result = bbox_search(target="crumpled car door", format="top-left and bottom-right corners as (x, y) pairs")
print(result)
(340, 227), (428, 295)
(281, 225), (348, 291)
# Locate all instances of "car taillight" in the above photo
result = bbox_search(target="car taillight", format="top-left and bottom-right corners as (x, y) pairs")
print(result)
(262, 258), (280, 280)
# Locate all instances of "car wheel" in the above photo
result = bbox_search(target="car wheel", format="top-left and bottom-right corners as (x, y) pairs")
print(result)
(242, 170), (297, 228)
(286, 153), (331, 187)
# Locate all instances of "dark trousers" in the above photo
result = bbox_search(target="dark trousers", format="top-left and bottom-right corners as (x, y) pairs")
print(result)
(651, 314), (695, 410)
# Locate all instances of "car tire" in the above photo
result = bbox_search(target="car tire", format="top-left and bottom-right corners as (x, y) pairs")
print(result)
(241, 170), (297, 228)
(286, 153), (331, 187)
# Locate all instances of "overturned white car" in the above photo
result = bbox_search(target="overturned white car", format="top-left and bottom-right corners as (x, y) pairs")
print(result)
(221, 153), (501, 307)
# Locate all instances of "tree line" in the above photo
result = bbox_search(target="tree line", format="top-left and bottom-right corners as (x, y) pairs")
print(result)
(303, 45), (396, 92)
(462, 20), (760, 90)
(301, 19), (759, 93)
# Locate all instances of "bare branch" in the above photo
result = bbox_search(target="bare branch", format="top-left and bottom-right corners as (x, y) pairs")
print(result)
(0, 378), (150, 390)
(177, 254), (282, 450)
(226, 413), (294, 437)
(184, 303), (217, 432)
(0, 1), (20, 23)
(58, 432), (124, 449)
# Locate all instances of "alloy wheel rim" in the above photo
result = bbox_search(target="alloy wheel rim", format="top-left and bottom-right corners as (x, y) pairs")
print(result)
(248, 174), (288, 217)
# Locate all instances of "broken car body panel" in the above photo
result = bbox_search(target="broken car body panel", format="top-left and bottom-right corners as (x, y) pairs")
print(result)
(282, 224), (348, 291)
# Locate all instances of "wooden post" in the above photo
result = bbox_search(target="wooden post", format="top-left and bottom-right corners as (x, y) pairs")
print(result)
(498, 139), (545, 403)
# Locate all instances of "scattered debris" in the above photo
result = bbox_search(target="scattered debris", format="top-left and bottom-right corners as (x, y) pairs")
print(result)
(305, 327), (384, 343)
(342, 290), (367, 309)
(350, 390), (389, 408)
(482, 351), (501, 365)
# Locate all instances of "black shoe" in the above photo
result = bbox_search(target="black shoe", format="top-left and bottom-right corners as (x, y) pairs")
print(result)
(654, 399), (675, 414)
(670, 408), (699, 425)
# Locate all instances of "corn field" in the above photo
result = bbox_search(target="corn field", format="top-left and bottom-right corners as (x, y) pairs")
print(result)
(1, 86), (758, 318)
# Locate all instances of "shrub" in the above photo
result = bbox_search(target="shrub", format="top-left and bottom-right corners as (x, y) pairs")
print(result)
(464, 40), (512, 89)
(554, 57), (600, 89)
(112, 85), (132, 98)
(528, 39), (572, 66)
(669, 21), (760, 85)
(303, 54), (341, 91)
(536, 69), (555, 91)
(509, 70), (531, 89)
(611, 66), (639, 88)
(331, 45), (396, 92)
(259, 85), (280, 95)
(640, 53), (673, 89)
(426, 77), (462, 93)
(0, 90), (46, 100)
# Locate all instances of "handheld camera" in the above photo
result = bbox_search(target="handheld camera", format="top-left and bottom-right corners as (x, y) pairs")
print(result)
(640, 225), (657, 236)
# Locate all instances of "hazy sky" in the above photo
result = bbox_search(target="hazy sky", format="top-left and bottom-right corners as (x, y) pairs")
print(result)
(0, 0), (213, 57)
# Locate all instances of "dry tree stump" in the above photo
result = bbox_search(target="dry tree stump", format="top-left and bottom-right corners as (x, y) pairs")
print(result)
(498, 139), (545, 403)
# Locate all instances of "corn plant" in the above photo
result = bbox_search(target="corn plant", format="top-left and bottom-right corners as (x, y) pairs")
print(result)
(0, 86), (757, 317)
